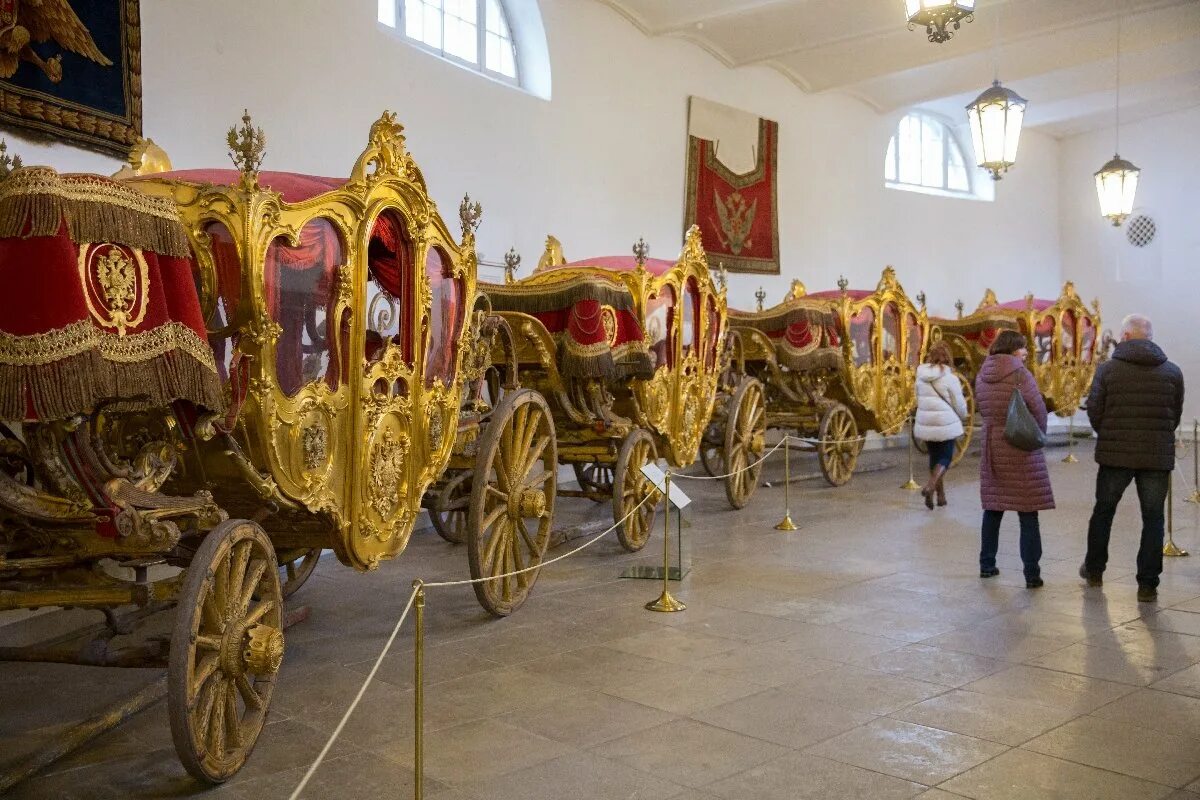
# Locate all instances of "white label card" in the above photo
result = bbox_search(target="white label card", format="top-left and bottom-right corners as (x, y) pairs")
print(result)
(639, 463), (692, 509)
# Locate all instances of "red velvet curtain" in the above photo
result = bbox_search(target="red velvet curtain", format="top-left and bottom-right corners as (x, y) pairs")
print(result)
(367, 213), (413, 362)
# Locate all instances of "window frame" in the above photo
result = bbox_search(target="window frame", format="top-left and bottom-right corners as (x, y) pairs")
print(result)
(885, 111), (980, 200)
(382, 0), (519, 86)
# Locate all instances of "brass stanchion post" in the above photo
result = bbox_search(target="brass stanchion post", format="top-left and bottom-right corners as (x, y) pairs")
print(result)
(901, 416), (921, 490)
(774, 434), (797, 531)
(1062, 415), (1079, 463)
(646, 472), (686, 612)
(412, 580), (426, 799)
(1186, 420), (1200, 504)
(1164, 472), (1189, 557)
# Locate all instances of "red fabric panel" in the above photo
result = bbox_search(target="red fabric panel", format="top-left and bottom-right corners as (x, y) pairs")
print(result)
(806, 289), (872, 301)
(994, 298), (1053, 311)
(367, 213), (413, 361)
(563, 255), (675, 276)
(143, 170), (345, 203)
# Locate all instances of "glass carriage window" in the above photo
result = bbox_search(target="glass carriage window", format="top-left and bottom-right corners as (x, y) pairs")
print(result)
(885, 111), (977, 198)
(423, 246), (464, 388)
(1034, 315), (1055, 364)
(705, 295), (720, 368)
(265, 219), (344, 397)
(382, 0), (518, 82)
(905, 312), (922, 368)
(681, 279), (699, 359)
(201, 221), (241, 384)
(849, 307), (874, 367)
(1079, 315), (1096, 363)
(882, 303), (900, 362)
(645, 286), (675, 370)
(366, 210), (415, 377)
(1060, 310), (1077, 358)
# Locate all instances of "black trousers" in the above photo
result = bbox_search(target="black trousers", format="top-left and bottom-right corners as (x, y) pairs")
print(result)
(1084, 465), (1170, 589)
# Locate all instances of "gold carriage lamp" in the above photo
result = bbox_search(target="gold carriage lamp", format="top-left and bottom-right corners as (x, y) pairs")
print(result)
(0, 156), (223, 423)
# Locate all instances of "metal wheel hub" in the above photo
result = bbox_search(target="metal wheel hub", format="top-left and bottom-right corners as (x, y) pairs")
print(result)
(515, 488), (547, 519)
(750, 432), (766, 454)
(243, 624), (285, 676)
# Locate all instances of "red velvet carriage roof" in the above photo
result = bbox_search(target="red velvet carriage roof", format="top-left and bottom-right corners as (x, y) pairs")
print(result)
(559, 256), (676, 276)
(134, 170), (346, 202)
(804, 289), (873, 301)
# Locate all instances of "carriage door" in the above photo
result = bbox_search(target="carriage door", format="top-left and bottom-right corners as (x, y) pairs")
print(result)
(261, 217), (353, 523)
(348, 208), (421, 568)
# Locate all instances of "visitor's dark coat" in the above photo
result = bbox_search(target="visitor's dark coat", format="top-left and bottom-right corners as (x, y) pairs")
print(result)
(1086, 339), (1184, 471)
(975, 354), (1055, 512)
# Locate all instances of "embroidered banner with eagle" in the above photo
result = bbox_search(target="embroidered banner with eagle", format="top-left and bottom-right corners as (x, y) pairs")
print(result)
(0, 0), (141, 156)
(683, 97), (780, 275)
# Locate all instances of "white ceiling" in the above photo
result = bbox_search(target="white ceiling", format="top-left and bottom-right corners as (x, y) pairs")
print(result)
(595, 0), (1200, 138)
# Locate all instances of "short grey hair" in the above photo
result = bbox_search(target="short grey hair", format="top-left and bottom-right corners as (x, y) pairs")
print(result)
(1121, 314), (1153, 340)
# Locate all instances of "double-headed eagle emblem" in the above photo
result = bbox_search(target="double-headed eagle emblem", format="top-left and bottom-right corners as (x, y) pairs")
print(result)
(0, 0), (112, 84)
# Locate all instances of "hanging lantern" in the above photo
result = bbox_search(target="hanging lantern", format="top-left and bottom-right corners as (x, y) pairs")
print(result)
(965, 80), (1026, 180)
(906, 0), (975, 43)
(1094, 155), (1139, 226)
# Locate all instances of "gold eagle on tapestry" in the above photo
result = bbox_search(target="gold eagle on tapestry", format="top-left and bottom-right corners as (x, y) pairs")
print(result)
(0, 0), (112, 84)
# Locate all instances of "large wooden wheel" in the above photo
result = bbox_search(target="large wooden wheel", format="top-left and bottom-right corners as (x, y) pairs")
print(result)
(612, 428), (660, 552)
(169, 519), (283, 783)
(572, 462), (613, 501)
(723, 377), (767, 509)
(429, 470), (472, 543)
(817, 404), (859, 487)
(276, 548), (321, 599)
(467, 388), (557, 617)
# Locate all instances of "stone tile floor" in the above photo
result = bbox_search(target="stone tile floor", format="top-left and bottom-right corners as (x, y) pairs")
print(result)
(3, 441), (1200, 799)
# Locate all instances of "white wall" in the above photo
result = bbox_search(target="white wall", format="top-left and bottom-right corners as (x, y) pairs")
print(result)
(1059, 106), (1200, 424)
(3, 0), (1062, 318)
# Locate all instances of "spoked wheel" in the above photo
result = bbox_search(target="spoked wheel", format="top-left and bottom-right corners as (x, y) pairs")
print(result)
(169, 519), (283, 783)
(276, 548), (321, 599)
(699, 443), (724, 477)
(952, 376), (976, 467)
(723, 377), (767, 509)
(467, 388), (557, 617)
(572, 462), (613, 501)
(817, 404), (860, 487)
(612, 428), (660, 552)
(429, 470), (472, 544)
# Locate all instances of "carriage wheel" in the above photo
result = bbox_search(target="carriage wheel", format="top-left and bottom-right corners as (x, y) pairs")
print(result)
(612, 429), (660, 552)
(467, 388), (557, 617)
(169, 519), (283, 783)
(817, 405), (859, 487)
(429, 470), (472, 544)
(699, 443), (724, 477)
(723, 378), (767, 509)
(572, 462), (613, 501)
(276, 548), (321, 599)
(952, 376), (976, 467)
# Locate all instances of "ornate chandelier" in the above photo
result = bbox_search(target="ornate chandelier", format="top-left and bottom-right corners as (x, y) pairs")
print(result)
(905, 0), (975, 43)
(1095, 12), (1138, 226)
(966, 80), (1027, 180)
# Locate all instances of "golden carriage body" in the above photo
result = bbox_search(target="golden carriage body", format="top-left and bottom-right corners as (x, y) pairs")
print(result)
(0, 115), (557, 783)
(460, 227), (729, 550)
(719, 268), (928, 486)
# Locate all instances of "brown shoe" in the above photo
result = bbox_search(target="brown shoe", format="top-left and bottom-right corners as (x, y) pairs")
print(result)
(921, 487), (934, 510)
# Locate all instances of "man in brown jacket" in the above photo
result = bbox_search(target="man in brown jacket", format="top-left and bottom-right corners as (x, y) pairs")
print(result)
(1080, 314), (1185, 602)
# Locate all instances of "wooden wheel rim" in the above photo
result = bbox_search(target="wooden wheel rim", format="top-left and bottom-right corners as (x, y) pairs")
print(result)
(430, 470), (472, 543)
(573, 462), (613, 501)
(724, 378), (766, 509)
(818, 405), (859, 487)
(467, 389), (557, 617)
(613, 429), (659, 552)
(169, 520), (282, 784)
(276, 548), (321, 599)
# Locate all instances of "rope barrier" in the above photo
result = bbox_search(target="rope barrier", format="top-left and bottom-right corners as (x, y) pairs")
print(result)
(671, 436), (791, 481)
(288, 584), (421, 800)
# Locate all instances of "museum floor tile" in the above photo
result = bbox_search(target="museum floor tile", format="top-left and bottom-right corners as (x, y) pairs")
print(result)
(3, 441), (1200, 799)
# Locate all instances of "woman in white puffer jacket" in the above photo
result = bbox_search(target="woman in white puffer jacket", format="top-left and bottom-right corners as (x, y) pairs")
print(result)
(914, 341), (970, 509)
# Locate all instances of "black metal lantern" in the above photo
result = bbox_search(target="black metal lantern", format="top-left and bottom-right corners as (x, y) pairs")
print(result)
(906, 0), (975, 43)
(966, 80), (1027, 180)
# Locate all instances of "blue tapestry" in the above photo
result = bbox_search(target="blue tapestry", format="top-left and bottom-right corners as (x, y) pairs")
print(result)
(0, 0), (141, 156)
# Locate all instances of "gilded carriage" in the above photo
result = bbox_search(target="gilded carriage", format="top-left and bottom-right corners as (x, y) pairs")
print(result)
(712, 268), (928, 486)
(436, 227), (727, 551)
(0, 114), (557, 784)
(934, 283), (1101, 416)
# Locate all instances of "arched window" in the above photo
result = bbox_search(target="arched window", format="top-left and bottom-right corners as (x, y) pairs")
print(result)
(379, 0), (517, 82)
(885, 111), (987, 199)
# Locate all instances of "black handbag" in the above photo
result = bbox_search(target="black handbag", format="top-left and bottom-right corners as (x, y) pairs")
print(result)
(1003, 387), (1046, 451)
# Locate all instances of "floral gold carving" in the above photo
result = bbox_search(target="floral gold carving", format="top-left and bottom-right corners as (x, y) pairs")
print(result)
(368, 429), (409, 520)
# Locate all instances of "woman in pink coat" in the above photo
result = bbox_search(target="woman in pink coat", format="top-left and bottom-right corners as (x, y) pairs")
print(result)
(974, 330), (1054, 588)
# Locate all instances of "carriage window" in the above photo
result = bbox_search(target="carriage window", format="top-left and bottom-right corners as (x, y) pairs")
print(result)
(424, 245), (464, 387)
(265, 218), (345, 397)
(1079, 315), (1096, 363)
(681, 279), (699, 359)
(202, 221), (241, 383)
(366, 210), (414, 373)
(849, 307), (874, 367)
(906, 312), (922, 367)
(1034, 315), (1055, 365)
(645, 285), (675, 370)
(1060, 310), (1077, 359)
(705, 295), (720, 368)
(882, 303), (900, 362)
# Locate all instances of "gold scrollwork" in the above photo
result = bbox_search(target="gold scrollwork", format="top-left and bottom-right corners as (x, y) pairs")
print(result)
(368, 428), (409, 521)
